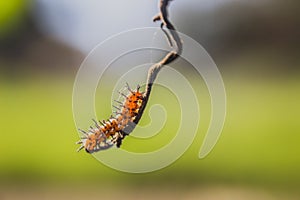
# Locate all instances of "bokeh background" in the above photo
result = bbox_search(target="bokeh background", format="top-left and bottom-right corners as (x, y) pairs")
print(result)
(0, 0), (299, 199)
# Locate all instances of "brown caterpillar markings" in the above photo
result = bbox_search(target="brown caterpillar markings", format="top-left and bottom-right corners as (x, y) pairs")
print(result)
(76, 85), (144, 153)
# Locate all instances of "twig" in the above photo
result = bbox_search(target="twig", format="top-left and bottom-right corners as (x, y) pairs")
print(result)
(120, 0), (183, 138)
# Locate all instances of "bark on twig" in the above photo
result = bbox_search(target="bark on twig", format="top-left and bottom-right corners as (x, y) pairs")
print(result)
(119, 0), (182, 142)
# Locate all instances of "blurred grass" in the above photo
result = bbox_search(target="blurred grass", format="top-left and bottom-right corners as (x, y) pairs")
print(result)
(0, 0), (28, 37)
(0, 73), (300, 190)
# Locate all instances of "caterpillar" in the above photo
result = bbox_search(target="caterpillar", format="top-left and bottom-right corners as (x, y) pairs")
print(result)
(76, 0), (182, 154)
(76, 84), (144, 153)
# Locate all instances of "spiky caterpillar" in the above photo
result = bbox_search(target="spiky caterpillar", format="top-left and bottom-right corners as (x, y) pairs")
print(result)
(76, 85), (144, 153)
(76, 0), (182, 153)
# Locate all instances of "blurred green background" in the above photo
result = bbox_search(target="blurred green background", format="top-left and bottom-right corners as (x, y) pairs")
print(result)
(0, 0), (300, 199)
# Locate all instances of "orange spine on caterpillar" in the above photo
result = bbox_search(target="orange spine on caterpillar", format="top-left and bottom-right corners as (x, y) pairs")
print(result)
(76, 84), (144, 153)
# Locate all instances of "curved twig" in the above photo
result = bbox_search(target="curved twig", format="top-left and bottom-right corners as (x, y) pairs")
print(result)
(119, 0), (182, 144)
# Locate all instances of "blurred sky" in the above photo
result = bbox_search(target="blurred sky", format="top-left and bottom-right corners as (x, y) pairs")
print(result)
(3, 0), (296, 75)
(33, 0), (268, 53)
